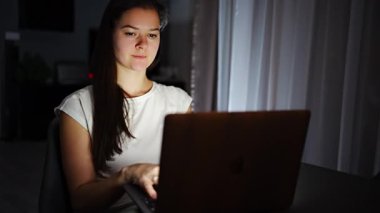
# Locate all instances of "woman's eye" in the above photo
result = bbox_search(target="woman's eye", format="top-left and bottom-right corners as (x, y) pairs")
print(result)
(148, 34), (158, 39)
(125, 32), (136, 37)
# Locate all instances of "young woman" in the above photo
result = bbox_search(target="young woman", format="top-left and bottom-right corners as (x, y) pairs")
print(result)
(55, 0), (192, 212)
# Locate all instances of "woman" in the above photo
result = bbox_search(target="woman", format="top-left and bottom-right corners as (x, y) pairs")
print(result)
(55, 0), (192, 212)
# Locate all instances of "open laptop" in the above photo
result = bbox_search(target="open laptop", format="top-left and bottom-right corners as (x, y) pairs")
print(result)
(124, 110), (310, 213)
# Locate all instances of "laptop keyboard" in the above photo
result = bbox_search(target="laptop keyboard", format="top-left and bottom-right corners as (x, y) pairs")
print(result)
(144, 184), (158, 212)
(124, 183), (158, 213)
(143, 196), (156, 212)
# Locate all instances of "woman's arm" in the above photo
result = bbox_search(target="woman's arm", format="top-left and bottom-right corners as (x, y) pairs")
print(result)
(59, 112), (159, 212)
(60, 112), (125, 211)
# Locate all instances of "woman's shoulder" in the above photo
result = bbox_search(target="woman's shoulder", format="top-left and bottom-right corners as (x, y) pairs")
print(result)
(55, 85), (93, 113)
(153, 82), (192, 111)
(60, 85), (93, 103)
(69, 85), (93, 98)
(55, 85), (94, 130)
(154, 82), (189, 98)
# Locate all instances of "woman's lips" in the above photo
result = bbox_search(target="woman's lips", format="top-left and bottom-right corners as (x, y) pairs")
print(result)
(132, 55), (146, 59)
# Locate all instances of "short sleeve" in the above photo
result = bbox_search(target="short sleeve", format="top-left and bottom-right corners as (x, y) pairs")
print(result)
(155, 84), (192, 113)
(54, 86), (93, 131)
(176, 88), (192, 112)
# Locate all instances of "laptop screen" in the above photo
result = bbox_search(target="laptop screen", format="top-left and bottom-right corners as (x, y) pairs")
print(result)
(125, 110), (310, 213)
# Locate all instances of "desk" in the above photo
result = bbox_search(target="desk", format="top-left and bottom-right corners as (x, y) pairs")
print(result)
(286, 163), (380, 212)
(125, 163), (379, 212)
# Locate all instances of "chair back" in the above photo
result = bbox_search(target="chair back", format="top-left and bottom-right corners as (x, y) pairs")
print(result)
(39, 118), (72, 213)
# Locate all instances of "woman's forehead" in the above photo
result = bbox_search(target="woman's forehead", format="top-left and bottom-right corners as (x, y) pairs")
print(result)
(117, 8), (160, 30)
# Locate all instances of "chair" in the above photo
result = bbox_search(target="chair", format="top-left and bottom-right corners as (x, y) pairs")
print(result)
(39, 118), (72, 213)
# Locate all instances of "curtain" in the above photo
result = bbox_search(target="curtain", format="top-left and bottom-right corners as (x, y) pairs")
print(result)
(218, 0), (314, 111)
(217, 0), (380, 177)
(190, 0), (218, 112)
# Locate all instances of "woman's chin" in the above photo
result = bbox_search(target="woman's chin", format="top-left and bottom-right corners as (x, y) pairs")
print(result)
(130, 65), (149, 72)
(129, 62), (151, 72)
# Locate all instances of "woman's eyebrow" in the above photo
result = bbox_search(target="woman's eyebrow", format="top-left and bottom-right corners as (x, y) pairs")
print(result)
(121, 24), (160, 31)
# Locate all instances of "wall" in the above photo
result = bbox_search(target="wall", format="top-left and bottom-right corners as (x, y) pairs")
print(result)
(18, 0), (107, 68)
(0, 0), (18, 137)
(166, 0), (194, 92)
(0, 0), (108, 139)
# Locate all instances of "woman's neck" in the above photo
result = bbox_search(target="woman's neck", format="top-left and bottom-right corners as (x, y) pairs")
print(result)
(117, 67), (153, 98)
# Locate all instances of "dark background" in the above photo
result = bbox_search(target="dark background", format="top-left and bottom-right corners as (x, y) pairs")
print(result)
(0, 0), (194, 141)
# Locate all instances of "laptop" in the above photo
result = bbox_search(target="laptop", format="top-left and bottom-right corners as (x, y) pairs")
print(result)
(124, 110), (310, 213)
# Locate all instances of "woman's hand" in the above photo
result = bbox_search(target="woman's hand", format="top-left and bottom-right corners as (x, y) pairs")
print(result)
(122, 163), (160, 199)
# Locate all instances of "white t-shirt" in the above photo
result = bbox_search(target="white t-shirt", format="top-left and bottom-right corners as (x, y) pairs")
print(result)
(55, 82), (192, 207)
(56, 82), (192, 172)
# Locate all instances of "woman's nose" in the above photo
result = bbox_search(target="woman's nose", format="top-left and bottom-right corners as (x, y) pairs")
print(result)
(136, 35), (148, 50)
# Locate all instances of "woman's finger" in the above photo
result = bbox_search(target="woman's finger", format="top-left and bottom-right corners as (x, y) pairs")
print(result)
(144, 181), (157, 200)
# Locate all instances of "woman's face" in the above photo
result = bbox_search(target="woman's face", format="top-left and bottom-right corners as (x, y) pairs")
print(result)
(113, 8), (161, 72)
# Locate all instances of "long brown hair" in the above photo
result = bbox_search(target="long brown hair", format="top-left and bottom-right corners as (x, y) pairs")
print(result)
(90, 0), (168, 174)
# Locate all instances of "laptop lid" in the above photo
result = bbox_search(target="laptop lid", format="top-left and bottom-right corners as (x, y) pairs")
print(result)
(125, 110), (310, 213)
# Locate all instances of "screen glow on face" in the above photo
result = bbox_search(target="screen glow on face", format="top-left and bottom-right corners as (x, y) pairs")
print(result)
(113, 8), (161, 72)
